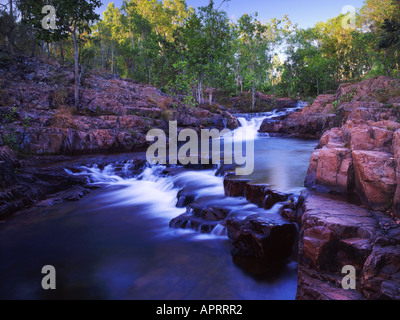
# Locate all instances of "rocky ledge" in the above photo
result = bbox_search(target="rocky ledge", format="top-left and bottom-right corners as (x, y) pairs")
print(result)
(0, 56), (239, 156)
(297, 192), (400, 300)
(0, 145), (148, 220)
(297, 76), (400, 300)
(258, 76), (400, 299)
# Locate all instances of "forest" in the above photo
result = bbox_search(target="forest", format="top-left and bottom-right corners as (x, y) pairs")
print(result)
(1, 0), (400, 108)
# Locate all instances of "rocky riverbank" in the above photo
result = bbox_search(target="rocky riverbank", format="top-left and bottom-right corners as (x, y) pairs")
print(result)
(2, 55), (400, 300)
(260, 76), (400, 300)
(0, 56), (239, 156)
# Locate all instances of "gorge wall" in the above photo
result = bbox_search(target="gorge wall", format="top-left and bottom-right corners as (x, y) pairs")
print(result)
(261, 76), (400, 300)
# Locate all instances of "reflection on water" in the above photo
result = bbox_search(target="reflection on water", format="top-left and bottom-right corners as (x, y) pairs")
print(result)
(0, 107), (317, 300)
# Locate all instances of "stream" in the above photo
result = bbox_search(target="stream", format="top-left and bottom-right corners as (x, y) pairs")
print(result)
(0, 105), (318, 300)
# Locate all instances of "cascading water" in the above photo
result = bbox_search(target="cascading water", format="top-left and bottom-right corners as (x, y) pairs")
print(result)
(0, 101), (316, 300)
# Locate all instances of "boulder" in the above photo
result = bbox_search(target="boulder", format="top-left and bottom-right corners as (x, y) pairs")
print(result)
(352, 150), (397, 211)
(0, 146), (18, 187)
(393, 130), (400, 217)
(315, 148), (354, 194)
(223, 178), (251, 197)
(231, 214), (297, 275)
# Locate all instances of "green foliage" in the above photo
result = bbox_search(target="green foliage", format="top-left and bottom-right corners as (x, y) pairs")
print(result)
(4, 0), (400, 104)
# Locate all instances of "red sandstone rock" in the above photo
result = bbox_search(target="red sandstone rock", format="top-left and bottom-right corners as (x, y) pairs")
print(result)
(297, 192), (400, 300)
(259, 94), (335, 138)
(352, 150), (397, 211)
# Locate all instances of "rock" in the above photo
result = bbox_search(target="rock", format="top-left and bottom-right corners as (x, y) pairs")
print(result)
(314, 148), (355, 194)
(393, 130), (400, 217)
(231, 214), (297, 275)
(169, 211), (222, 234)
(259, 94), (335, 139)
(304, 150), (320, 188)
(361, 245), (400, 300)
(263, 189), (290, 210)
(201, 206), (230, 221)
(220, 111), (240, 129)
(224, 215), (244, 241)
(342, 122), (394, 153)
(245, 184), (268, 207)
(297, 266), (365, 300)
(223, 178), (251, 197)
(0, 146), (18, 187)
(317, 128), (346, 149)
(0, 56), (239, 156)
(297, 192), (400, 300)
(176, 189), (196, 208)
(352, 150), (397, 211)
(0, 165), (88, 220)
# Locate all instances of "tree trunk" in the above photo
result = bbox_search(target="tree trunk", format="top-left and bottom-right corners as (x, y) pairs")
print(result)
(148, 66), (151, 85)
(30, 29), (35, 57)
(111, 46), (114, 74)
(72, 28), (79, 107)
(209, 89), (212, 105)
(59, 40), (64, 62)
(252, 85), (255, 111)
(100, 37), (104, 69)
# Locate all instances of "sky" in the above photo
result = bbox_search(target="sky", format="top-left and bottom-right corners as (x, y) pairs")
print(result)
(98, 0), (366, 28)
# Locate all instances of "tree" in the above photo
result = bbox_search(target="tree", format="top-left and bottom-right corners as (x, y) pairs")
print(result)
(236, 13), (270, 110)
(57, 0), (102, 107)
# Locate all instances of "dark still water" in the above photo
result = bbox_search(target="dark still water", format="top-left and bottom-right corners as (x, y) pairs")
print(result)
(0, 112), (317, 300)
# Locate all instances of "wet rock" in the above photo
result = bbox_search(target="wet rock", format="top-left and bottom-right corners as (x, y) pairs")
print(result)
(263, 189), (290, 210)
(169, 212), (221, 234)
(223, 178), (251, 197)
(231, 214), (297, 275)
(0, 165), (88, 220)
(201, 207), (231, 222)
(224, 215), (244, 241)
(245, 184), (268, 207)
(176, 189), (196, 208)
(0, 146), (19, 187)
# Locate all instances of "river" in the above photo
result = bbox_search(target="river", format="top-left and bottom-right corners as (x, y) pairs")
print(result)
(0, 105), (317, 300)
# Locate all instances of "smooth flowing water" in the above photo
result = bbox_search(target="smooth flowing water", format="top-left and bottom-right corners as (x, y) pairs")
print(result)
(0, 105), (317, 300)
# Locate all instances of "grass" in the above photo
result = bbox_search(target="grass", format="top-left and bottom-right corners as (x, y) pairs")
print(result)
(147, 95), (173, 111)
(374, 86), (400, 104)
(52, 88), (69, 108)
(50, 106), (78, 129)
